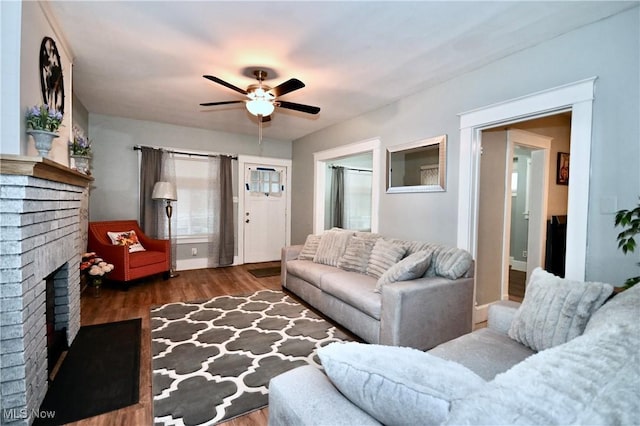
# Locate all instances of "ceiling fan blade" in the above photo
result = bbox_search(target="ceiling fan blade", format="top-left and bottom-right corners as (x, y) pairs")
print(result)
(203, 75), (247, 95)
(277, 100), (320, 115)
(270, 78), (305, 97)
(199, 100), (244, 107)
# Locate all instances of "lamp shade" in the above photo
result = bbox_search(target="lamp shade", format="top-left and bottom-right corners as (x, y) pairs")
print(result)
(246, 99), (275, 116)
(152, 181), (177, 201)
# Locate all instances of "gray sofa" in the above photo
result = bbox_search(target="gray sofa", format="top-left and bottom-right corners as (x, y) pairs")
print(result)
(281, 230), (475, 351)
(270, 268), (640, 425)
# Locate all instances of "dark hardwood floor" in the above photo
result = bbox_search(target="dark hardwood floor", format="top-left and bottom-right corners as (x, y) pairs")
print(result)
(71, 262), (281, 426)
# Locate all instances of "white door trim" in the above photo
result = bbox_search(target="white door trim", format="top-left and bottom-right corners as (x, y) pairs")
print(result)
(237, 155), (292, 264)
(313, 138), (381, 234)
(458, 77), (596, 282)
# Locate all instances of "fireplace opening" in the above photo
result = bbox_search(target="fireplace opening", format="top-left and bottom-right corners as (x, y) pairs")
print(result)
(45, 267), (69, 380)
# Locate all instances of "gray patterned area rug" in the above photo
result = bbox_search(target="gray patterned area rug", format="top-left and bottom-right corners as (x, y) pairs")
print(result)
(151, 290), (351, 425)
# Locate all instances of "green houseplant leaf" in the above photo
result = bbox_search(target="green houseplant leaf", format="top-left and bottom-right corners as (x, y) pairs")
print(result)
(615, 200), (640, 288)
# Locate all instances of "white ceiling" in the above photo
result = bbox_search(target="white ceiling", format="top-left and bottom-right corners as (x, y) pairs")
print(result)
(47, 1), (635, 142)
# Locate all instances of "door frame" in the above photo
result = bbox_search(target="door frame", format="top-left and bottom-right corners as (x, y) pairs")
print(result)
(501, 129), (551, 299)
(237, 155), (292, 264)
(313, 138), (382, 234)
(458, 78), (595, 284)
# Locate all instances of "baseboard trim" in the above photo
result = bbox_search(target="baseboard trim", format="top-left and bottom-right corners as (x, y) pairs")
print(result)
(177, 255), (242, 271)
(474, 303), (490, 324)
(510, 259), (527, 272)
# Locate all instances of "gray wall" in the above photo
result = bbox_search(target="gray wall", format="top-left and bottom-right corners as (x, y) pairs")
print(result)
(88, 114), (291, 222)
(290, 8), (639, 286)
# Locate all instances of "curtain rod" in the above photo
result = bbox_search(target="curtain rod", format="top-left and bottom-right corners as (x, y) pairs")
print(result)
(330, 165), (372, 173)
(133, 145), (237, 160)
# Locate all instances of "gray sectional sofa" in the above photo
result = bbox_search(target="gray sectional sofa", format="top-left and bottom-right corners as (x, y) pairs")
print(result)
(270, 268), (640, 425)
(280, 228), (475, 351)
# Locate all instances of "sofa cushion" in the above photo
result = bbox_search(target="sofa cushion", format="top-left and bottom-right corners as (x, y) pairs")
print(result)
(337, 234), (379, 274)
(129, 250), (166, 268)
(585, 283), (639, 335)
(319, 342), (486, 426)
(298, 234), (322, 261)
(286, 259), (342, 288)
(365, 239), (407, 279)
(446, 300), (640, 425)
(320, 271), (381, 319)
(374, 250), (432, 292)
(508, 267), (613, 352)
(428, 328), (535, 381)
(314, 228), (353, 266)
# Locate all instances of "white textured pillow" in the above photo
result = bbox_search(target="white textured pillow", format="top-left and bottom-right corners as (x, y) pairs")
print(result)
(319, 342), (486, 425)
(337, 234), (379, 273)
(313, 229), (353, 266)
(508, 267), (613, 351)
(366, 239), (407, 279)
(107, 230), (146, 253)
(298, 234), (321, 260)
(375, 250), (432, 292)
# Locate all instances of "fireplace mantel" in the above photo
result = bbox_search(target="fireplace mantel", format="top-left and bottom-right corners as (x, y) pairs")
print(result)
(0, 154), (93, 187)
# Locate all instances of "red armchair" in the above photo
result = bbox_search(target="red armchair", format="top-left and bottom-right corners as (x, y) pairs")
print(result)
(88, 220), (170, 282)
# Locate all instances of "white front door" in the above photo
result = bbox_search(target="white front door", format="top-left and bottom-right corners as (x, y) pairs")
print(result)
(243, 163), (287, 263)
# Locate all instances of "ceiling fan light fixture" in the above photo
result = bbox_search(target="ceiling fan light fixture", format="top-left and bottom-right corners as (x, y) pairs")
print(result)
(246, 99), (275, 116)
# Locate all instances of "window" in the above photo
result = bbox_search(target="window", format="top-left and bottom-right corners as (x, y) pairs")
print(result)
(248, 168), (282, 196)
(343, 169), (372, 231)
(174, 156), (218, 238)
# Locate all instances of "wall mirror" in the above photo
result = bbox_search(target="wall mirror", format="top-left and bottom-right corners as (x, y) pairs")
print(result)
(387, 134), (447, 193)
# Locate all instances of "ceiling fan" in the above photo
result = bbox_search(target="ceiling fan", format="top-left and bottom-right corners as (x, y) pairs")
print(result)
(200, 70), (320, 122)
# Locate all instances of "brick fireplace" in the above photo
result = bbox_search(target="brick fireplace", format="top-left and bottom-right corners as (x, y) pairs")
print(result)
(0, 156), (91, 425)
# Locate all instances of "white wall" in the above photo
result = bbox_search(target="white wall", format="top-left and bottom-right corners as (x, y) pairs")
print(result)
(88, 114), (292, 222)
(19, 2), (73, 165)
(291, 7), (640, 286)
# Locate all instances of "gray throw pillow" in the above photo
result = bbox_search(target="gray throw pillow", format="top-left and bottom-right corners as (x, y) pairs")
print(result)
(298, 234), (322, 260)
(313, 228), (353, 266)
(508, 267), (613, 352)
(318, 342), (486, 426)
(365, 239), (407, 279)
(431, 246), (473, 279)
(337, 234), (379, 273)
(375, 250), (432, 292)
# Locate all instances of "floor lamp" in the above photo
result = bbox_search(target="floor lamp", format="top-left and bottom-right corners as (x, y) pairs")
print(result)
(152, 181), (179, 278)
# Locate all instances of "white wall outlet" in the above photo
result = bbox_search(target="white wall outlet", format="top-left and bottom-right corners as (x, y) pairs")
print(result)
(191, 247), (198, 256)
(522, 250), (527, 258)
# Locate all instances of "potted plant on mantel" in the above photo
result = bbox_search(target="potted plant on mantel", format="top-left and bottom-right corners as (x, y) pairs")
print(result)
(615, 199), (640, 289)
(68, 126), (92, 174)
(25, 104), (63, 157)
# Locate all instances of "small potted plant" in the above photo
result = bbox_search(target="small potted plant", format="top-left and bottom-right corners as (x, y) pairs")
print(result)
(25, 104), (63, 157)
(69, 126), (92, 174)
(615, 199), (640, 288)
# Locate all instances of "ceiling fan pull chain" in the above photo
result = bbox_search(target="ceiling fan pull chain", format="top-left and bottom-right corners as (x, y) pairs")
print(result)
(258, 116), (263, 144)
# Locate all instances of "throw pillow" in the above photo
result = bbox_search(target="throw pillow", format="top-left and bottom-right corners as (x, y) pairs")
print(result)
(337, 234), (379, 273)
(366, 239), (407, 279)
(508, 267), (613, 352)
(375, 250), (432, 292)
(298, 234), (321, 261)
(313, 228), (353, 266)
(107, 230), (146, 253)
(318, 342), (486, 426)
(431, 246), (473, 280)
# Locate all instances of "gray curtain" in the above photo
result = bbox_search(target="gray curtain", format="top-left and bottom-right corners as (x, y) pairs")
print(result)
(139, 147), (163, 236)
(330, 166), (344, 228)
(219, 156), (234, 266)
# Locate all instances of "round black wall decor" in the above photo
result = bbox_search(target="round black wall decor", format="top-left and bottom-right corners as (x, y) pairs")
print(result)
(39, 36), (65, 115)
